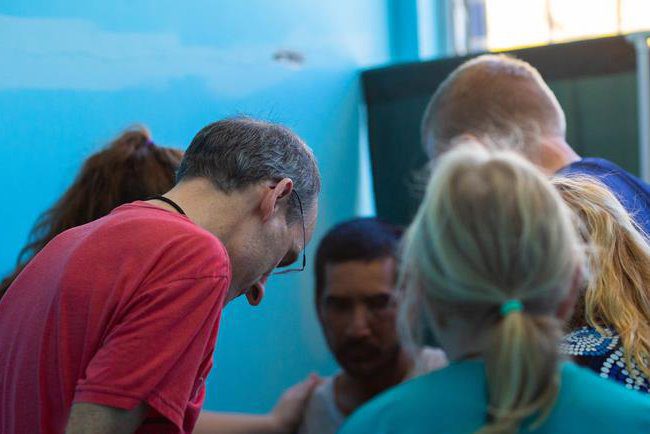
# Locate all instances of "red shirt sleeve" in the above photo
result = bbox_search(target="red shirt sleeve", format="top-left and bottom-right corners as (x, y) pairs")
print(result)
(73, 274), (227, 431)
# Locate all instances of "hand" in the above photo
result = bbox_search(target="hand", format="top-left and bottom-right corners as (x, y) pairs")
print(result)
(193, 375), (322, 434)
(269, 374), (322, 432)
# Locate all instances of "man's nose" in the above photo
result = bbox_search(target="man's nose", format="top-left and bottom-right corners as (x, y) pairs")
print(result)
(346, 305), (372, 338)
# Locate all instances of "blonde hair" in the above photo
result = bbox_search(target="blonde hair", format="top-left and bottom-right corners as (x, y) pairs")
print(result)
(421, 54), (566, 161)
(552, 176), (650, 380)
(400, 143), (583, 433)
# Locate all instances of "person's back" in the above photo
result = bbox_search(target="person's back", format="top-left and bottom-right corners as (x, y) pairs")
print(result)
(0, 202), (230, 433)
(341, 360), (650, 434)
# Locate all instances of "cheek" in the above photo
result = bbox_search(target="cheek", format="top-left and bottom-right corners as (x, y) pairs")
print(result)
(322, 325), (346, 351)
(271, 235), (292, 267)
(373, 312), (399, 345)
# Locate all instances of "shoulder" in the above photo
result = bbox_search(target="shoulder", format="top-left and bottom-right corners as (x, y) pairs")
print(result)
(340, 362), (486, 434)
(560, 158), (650, 192)
(52, 204), (232, 299)
(105, 203), (214, 241)
(561, 157), (623, 175)
(410, 346), (448, 377)
(97, 203), (231, 278)
(558, 159), (650, 228)
(561, 327), (619, 357)
(560, 361), (636, 395)
(299, 376), (343, 434)
(551, 363), (650, 432)
(562, 328), (650, 393)
(306, 376), (336, 411)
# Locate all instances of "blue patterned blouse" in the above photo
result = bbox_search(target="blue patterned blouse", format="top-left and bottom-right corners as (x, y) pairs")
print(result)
(561, 326), (650, 393)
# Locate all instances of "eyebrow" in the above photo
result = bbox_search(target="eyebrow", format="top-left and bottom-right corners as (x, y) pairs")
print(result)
(324, 294), (348, 300)
(324, 293), (392, 301)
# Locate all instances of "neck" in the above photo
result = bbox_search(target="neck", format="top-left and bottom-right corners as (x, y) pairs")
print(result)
(147, 179), (259, 296)
(538, 136), (580, 174)
(430, 312), (488, 362)
(335, 349), (413, 415)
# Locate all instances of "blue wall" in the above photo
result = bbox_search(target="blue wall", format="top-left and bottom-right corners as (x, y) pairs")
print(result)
(0, 0), (398, 413)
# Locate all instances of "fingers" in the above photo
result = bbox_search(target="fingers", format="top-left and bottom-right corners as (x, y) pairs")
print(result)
(305, 373), (323, 390)
(285, 373), (322, 400)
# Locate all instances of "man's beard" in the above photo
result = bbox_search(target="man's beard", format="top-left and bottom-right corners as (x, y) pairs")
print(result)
(338, 341), (402, 379)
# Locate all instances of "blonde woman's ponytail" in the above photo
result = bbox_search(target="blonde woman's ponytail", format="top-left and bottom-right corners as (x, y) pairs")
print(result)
(480, 310), (561, 434)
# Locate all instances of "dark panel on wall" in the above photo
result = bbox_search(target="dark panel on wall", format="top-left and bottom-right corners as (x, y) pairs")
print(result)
(366, 95), (432, 225)
(363, 36), (638, 226)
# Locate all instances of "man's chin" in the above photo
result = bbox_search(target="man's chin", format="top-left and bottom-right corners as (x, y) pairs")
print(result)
(341, 360), (385, 378)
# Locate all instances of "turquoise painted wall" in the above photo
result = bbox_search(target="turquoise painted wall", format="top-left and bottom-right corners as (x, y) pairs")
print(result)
(0, 0), (396, 413)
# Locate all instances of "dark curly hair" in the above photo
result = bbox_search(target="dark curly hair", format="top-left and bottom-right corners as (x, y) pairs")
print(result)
(1, 126), (183, 297)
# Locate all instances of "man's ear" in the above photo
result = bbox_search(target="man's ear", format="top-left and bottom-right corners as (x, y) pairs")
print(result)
(260, 177), (294, 222)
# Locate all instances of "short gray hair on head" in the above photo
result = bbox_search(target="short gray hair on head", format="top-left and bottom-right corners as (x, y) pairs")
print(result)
(421, 54), (566, 161)
(177, 116), (321, 222)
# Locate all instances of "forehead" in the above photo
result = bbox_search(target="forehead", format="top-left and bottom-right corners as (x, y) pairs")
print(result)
(323, 258), (397, 298)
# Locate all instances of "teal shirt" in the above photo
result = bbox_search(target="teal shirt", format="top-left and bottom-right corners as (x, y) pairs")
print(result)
(339, 360), (650, 434)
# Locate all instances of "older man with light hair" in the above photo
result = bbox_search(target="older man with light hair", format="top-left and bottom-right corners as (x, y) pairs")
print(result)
(421, 54), (650, 233)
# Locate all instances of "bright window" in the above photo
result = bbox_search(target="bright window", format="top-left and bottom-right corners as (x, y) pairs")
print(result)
(484, 0), (650, 50)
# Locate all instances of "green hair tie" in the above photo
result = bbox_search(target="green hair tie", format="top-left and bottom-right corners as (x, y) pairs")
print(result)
(500, 299), (523, 316)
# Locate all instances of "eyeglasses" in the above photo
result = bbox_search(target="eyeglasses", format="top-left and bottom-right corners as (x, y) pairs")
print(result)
(273, 189), (307, 275)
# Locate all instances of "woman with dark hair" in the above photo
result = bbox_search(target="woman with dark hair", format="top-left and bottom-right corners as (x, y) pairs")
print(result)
(1, 126), (183, 296)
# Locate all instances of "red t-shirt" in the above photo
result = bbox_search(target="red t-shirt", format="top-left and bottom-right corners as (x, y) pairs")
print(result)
(0, 202), (231, 434)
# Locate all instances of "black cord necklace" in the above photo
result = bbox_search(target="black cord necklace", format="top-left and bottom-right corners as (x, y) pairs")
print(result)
(147, 195), (186, 216)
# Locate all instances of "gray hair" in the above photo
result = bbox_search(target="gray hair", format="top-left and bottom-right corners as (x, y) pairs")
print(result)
(177, 117), (321, 222)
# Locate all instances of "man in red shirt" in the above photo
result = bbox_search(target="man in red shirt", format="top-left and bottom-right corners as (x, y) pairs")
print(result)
(0, 117), (321, 434)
